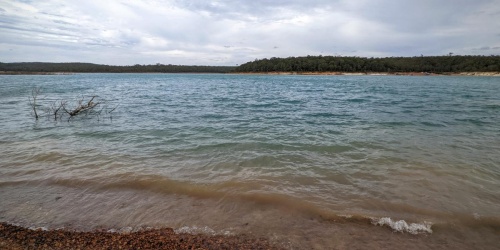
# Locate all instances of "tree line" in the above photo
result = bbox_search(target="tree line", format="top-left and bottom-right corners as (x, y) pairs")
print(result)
(0, 62), (235, 73)
(2, 55), (499, 74)
(234, 55), (500, 73)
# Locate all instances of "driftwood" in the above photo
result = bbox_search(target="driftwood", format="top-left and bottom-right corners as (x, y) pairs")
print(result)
(29, 87), (116, 121)
(50, 100), (66, 121)
(28, 87), (41, 120)
(63, 96), (100, 117)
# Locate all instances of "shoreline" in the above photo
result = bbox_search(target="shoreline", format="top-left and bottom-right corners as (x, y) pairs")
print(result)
(1, 71), (499, 76)
(0, 71), (75, 75)
(0, 222), (280, 249)
(232, 71), (500, 76)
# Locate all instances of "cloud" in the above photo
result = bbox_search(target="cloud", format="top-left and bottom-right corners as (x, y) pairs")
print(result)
(0, 0), (499, 65)
(472, 46), (500, 51)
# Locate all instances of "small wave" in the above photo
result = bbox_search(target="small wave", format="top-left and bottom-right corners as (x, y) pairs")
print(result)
(28, 226), (49, 231)
(200, 113), (228, 119)
(175, 226), (233, 236)
(304, 112), (353, 118)
(0, 180), (33, 187)
(454, 118), (490, 126)
(420, 121), (447, 127)
(346, 98), (367, 103)
(280, 99), (304, 105)
(379, 121), (413, 127)
(248, 102), (276, 108)
(484, 104), (500, 110)
(372, 217), (432, 234)
(106, 227), (134, 233)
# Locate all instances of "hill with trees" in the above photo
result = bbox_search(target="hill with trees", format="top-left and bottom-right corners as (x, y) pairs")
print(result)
(234, 55), (500, 73)
(2, 55), (499, 74)
(0, 62), (235, 74)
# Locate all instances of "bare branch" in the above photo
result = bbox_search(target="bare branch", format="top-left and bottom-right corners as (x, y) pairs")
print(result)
(68, 96), (100, 117)
(108, 105), (118, 113)
(28, 90), (115, 122)
(50, 100), (66, 121)
(29, 87), (41, 120)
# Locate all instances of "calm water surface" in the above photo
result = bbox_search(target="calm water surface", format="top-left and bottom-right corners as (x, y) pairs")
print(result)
(1, 73), (499, 249)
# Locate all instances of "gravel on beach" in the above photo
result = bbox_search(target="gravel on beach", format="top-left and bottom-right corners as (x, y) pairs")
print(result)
(0, 223), (281, 250)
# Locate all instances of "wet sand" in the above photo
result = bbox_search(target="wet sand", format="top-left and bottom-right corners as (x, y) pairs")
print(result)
(0, 223), (280, 250)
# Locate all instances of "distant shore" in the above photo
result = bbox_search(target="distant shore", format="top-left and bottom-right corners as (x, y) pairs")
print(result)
(2, 71), (499, 76)
(0, 71), (74, 75)
(233, 71), (500, 76)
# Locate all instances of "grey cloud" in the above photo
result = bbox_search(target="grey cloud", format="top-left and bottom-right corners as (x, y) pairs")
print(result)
(1, 0), (499, 65)
(489, 11), (500, 16)
(40, 11), (67, 18)
(52, 20), (72, 25)
(0, 35), (80, 50)
(0, 17), (18, 25)
(347, 0), (496, 33)
(0, 24), (76, 38)
(173, 0), (336, 20)
(473, 46), (500, 51)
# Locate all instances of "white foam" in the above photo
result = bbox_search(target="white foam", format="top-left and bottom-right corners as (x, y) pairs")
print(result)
(28, 226), (48, 231)
(473, 213), (481, 220)
(175, 226), (233, 236)
(119, 226), (133, 233)
(338, 214), (353, 219)
(107, 227), (135, 233)
(372, 217), (432, 234)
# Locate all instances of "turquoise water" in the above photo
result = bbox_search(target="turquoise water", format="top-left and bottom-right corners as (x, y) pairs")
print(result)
(1, 73), (499, 248)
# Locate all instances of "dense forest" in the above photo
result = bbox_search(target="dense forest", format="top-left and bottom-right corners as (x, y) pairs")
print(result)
(2, 55), (499, 74)
(234, 55), (500, 73)
(0, 62), (235, 73)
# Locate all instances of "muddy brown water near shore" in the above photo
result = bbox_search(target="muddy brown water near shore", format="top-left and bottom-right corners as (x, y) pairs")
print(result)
(1, 184), (499, 249)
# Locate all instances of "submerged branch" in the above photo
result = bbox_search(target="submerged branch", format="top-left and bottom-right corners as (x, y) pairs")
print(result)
(67, 96), (100, 117)
(28, 90), (115, 122)
(29, 87), (41, 120)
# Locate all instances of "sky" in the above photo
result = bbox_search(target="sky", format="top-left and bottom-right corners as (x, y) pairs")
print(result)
(1, 0), (499, 66)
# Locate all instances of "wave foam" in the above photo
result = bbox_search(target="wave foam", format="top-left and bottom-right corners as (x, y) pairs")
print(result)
(372, 217), (432, 234)
(28, 226), (48, 231)
(175, 226), (233, 236)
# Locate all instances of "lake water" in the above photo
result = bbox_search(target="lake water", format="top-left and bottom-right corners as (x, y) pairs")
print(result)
(1, 73), (499, 249)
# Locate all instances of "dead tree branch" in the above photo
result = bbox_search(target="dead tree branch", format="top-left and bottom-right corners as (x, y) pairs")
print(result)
(66, 96), (100, 117)
(28, 89), (114, 122)
(28, 87), (41, 120)
(50, 100), (66, 121)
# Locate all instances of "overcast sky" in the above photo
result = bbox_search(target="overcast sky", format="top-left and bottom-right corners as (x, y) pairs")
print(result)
(1, 0), (499, 66)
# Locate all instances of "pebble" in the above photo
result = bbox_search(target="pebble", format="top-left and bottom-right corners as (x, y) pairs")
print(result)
(0, 222), (281, 249)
